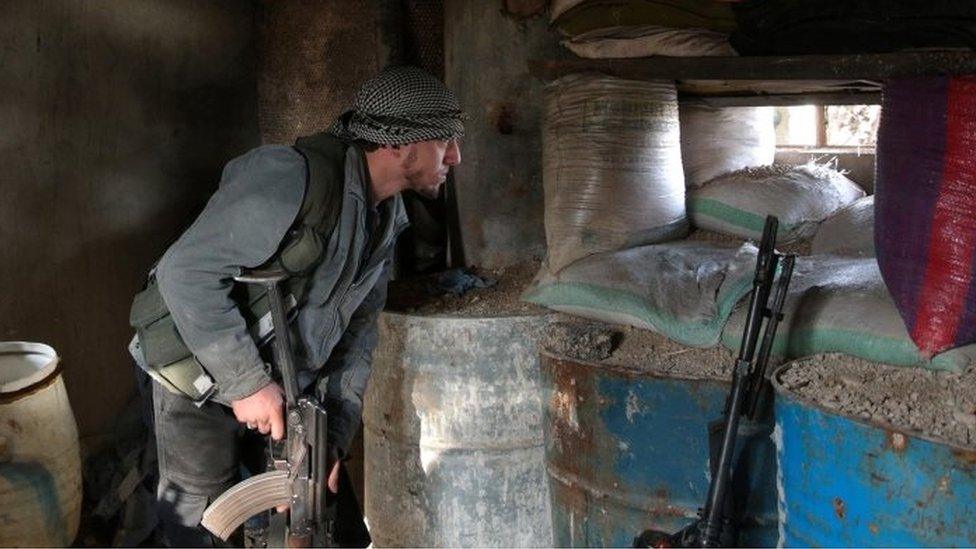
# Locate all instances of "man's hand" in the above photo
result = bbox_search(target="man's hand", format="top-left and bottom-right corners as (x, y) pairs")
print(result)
(231, 382), (285, 440)
(328, 460), (341, 494)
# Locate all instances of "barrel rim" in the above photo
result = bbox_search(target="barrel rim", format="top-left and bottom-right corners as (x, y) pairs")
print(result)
(0, 341), (59, 394)
(772, 357), (976, 452)
(540, 349), (733, 384)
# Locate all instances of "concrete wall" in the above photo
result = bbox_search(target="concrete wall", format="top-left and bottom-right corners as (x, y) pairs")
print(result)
(0, 1), (260, 440)
(256, 0), (403, 144)
(445, 0), (566, 268)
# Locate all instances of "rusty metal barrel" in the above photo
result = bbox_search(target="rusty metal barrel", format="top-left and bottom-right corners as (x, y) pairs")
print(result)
(363, 312), (553, 547)
(773, 359), (976, 547)
(541, 350), (778, 547)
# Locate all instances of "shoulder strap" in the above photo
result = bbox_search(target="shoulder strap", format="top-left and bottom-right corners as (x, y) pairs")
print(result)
(294, 132), (348, 239)
(271, 133), (349, 276)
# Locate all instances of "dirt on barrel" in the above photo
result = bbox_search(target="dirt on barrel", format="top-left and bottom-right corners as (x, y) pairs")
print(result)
(687, 228), (813, 256)
(779, 354), (976, 449)
(385, 259), (547, 317)
(542, 319), (736, 380)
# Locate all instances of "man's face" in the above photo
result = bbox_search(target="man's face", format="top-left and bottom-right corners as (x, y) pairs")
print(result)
(401, 138), (462, 199)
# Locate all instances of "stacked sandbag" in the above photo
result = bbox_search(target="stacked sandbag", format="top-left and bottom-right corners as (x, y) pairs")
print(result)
(550, 0), (736, 37)
(562, 25), (736, 58)
(680, 103), (775, 187)
(542, 74), (687, 273)
(811, 195), (874, 257)
(720, 256), (976, 373)
(688, 162), (866, 244)
(730, 0), (976, 55)
(549, 0), (586, 22)
(524, 242), (757, 348)
(876, 76), (976, 357)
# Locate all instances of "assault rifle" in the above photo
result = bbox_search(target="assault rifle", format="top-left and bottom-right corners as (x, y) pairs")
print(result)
(201, 268), (335, 547)
(635, 216), (796, 548)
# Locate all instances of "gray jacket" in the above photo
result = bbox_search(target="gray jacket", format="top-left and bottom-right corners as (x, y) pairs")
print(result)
(152, 143), (408, 456)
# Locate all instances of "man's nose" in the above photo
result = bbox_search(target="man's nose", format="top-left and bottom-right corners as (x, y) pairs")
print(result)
(445, 140), (461, 166)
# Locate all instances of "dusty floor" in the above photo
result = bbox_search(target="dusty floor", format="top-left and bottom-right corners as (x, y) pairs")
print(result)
(386, 259), (546, 317)
(779, 354), (976, 448)
(542, 319), (737, 380)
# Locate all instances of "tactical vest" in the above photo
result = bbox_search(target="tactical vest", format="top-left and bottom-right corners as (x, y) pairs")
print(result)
(129, 133), (349, 402)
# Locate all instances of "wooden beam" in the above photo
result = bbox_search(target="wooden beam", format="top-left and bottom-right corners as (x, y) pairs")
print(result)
(529, 51), (976, 82)
(680, 92), (881, 107)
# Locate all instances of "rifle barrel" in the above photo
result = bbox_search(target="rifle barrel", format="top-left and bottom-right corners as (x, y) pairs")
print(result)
(746, 254), (796, 420)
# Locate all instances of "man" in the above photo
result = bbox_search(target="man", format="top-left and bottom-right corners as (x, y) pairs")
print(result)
(129, 66), (463, 546)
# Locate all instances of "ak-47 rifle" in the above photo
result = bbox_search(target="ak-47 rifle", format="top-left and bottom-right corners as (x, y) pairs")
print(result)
(635, 216), (796, 548)
(200, 268), (335, 547)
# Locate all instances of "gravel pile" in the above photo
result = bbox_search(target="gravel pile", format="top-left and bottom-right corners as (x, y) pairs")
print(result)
(542, 321), (619, 363)
(779, 354), (976, 448)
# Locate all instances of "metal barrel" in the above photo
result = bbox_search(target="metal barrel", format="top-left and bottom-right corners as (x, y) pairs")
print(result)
(363, 312), (553, 547)
(542, 352), (778, 548)
(773, 360), (976, 547)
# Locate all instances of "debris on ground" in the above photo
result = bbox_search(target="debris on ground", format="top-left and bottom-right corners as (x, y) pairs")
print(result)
(386, 259), (547, 317)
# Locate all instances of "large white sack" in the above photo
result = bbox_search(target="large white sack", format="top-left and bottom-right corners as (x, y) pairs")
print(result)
(680, 103), (775, 187)
(550, 0), (585, 21)
(562, 25), (736, 58)
(524, 242), (757, 348)
(542, 74), (687, 273)
(811, 195), (875, 257)
(688, 163), (866, 244)
(721, 255), (976, 372)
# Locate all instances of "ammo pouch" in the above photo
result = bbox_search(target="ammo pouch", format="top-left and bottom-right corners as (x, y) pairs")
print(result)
(129, 132), (348, 403)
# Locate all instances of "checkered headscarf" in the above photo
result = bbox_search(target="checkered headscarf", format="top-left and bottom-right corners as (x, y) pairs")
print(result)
(329, 66), (465, 145)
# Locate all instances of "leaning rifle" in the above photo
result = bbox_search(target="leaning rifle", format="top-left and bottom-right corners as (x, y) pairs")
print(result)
(200, 268), (335, 547)
(635, 216), (796, 548)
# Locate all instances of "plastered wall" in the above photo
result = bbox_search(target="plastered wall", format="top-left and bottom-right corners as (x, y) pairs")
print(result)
(0, 1), (260, 440)
(445, 0), (567, 269)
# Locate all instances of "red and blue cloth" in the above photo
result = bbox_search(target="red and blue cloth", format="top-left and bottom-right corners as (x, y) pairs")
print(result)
(876, 75), (976, 357)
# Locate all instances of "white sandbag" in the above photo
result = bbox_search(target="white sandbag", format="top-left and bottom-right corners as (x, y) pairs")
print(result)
(811, 195), (875, 257)
(562, 25), (736, 58)
(680, 103), (775, 187)
(543, 74), (687, 273)
(688, 163), (866, 244)
(524, 242), (757, 348)
(720, 255), (976, 372)
(550, 0), (585, 21)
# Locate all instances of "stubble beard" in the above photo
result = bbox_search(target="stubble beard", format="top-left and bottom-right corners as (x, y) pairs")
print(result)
(402, 148), (442, 199)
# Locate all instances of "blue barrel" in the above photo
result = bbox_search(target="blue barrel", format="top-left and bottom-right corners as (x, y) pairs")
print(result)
(541, 352), (779, 547)
(773, 362), (976, 547)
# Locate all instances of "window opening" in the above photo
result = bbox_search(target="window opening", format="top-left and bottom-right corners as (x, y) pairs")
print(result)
(774, 104), (880, 150)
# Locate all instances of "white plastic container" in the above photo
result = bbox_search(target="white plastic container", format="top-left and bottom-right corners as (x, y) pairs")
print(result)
(0, 342), (82, 547)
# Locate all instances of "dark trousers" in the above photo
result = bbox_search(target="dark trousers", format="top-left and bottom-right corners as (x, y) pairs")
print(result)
(152, 383), (369, 548)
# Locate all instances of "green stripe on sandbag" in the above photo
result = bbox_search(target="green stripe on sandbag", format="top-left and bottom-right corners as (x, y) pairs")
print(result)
(524, 275), (753, 348)
(719, 327), (966, 373)
(688, 198), (800, 237)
